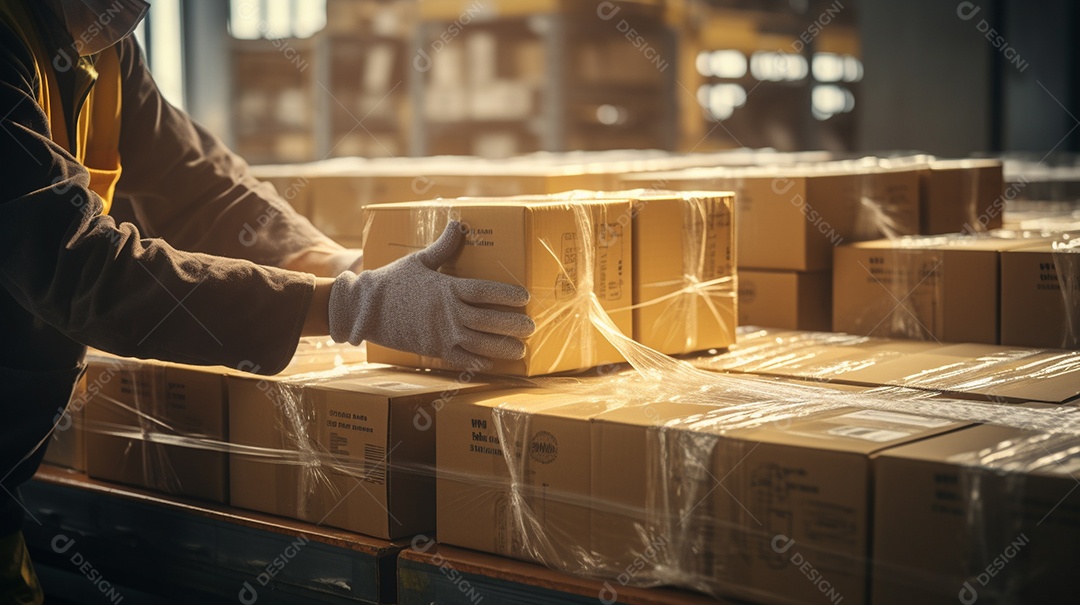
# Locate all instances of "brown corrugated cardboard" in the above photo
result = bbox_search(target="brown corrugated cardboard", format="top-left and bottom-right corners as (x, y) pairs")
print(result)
(230, 366), (494, 539)
(362, 198), (633, 375)
(833, 237), (1039, 344)
(872, 424), (1080, 604)
(920, 159), (1005, 235)
(436, 388), (605, 563)
(84, 357), (230, 503)
(622, 164), (920, 271)
(631, 192), (737, 354)
(1000, 243), (1079, 349)
(738, 270), (832, 331)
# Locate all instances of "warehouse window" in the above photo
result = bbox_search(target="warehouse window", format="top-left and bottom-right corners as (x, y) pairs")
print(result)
(229, 0), (327, 39)
(132, 0), (185, 109)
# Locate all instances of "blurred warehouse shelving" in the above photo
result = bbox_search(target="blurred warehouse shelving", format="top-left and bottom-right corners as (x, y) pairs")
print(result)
(213, 0), (865, 163)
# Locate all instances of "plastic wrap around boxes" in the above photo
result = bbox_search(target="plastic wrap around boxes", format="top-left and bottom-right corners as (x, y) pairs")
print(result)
(360, 191), (737, 374)
(435, 328), (1080, 605)
(622, 157), (1007, 334)
(59, 326), (1080, 604)
(833, 232), (1079, 348)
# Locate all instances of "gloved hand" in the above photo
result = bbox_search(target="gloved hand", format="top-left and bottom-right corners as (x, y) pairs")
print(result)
(329, 221), (535, 371)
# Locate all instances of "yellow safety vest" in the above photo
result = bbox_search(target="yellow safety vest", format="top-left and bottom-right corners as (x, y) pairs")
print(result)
(0, 1), (122, 214)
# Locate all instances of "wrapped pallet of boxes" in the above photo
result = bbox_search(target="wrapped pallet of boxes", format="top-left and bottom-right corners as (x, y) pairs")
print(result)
(693, 327), (1080, 405)
(361, 197), (634, 375)
(999, 239), (1080, 349)
(82, 339), (365, 503)
(873, 421), (1080, 604)
(436, 378), (969, 605)
(832, 235), (1052, 344)
(229, 365), (495, 539)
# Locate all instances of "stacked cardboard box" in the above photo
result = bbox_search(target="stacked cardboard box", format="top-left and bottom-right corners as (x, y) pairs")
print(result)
(1000, 241), (1080, 349)
(81, 340), (366, 503)
(873, 422), (1080, 604)
(361, 197), (634, 375)
(622, 162), (922, 332)
(229, 365), (496, 539)
(833, 234), (1074, 346)
(436, 379), (971, 605)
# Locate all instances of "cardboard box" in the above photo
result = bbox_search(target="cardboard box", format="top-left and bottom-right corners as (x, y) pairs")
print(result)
(631, 192), (737, 354)
(1000, 243), (1080, 349)
(42, 373), (88, 471)
(622, 164), (920, 271)
(738, 270), (832, 331)
(833, 237), (1037, 344)
(437, 379), (966, 604)
(920, 159), (1005, 235)
(362, 198), (633, 375)
(698, 328), (1080, 404)
(84, 356), (231, 503)
(873, 424), (1080, 604)
(82, 340), (367, 503)
(594, 396), (966, 605)
(436, 388), (605, 563)
(230, 365), (493, 539)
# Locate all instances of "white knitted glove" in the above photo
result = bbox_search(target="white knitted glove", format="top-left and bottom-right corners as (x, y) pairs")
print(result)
(329, 221), (534, 370)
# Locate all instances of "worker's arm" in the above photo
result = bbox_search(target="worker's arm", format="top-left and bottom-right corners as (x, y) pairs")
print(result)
(111, 37), (361, 277)
(0, 27), (315, 375)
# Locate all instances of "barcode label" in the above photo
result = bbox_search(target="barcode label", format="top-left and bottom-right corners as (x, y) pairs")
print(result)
(363, 444), (387, 485)
(827, 425), (911, 443)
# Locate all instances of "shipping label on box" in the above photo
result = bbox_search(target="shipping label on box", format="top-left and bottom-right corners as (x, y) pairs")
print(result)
(631, 192), (737, 354)
(230, 366), (493, 539)
(362, 198), (633, 376)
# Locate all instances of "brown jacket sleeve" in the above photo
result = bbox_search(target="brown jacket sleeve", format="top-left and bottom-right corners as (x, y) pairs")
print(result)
(0, 25), (315, 375)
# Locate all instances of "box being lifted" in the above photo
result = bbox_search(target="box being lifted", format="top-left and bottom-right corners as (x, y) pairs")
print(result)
(361, 198), (633, 376)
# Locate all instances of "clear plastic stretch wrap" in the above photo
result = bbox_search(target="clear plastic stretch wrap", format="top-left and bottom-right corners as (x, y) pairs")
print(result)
(44, 203), (1080, 605)
(833, 230), (1080, 350)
